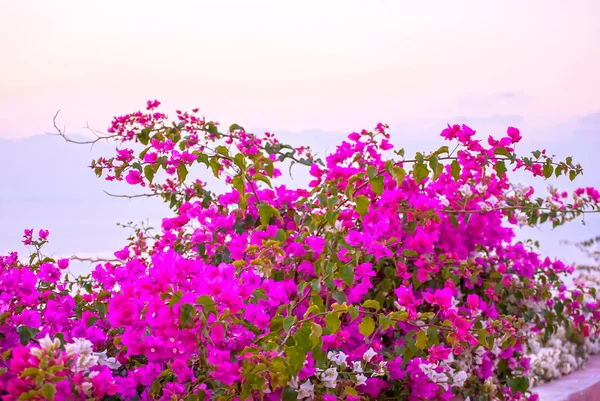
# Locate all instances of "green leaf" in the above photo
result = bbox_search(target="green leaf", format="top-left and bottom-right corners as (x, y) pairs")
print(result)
(325, 312), (341, 334)
(253, 173), (272, 188)
(428, 155), (438, 172)
(495, 148), (511, 158)
(131, 162), (143, 172)
(283, 316), (296, 331)
(554, 301), (564, 314)
(197, 152), (210, 166)
(495, 160), (507, 178)
(391, 166), (406, 186)
(332, 290), (347, 304)
(20, 367), (40, 377)
(41, 383), (56, 401)
(478, 328), (489, 347)
(177, 163), (188, 182)
(215, 145), (229, 156)
(433, 145), (449, 156)
(138, 128), (151, 145)
(285, 346), (305, 376)
(415, 330), (428, 350)
(168, 290), (183, 307)
(366, 166), (378, 180)
(231, 175), (246, 204)
(402, 249), (418, 257)
(507, 377), (530, 393)
(304, 304), (320, 319)
(451, 160), (461, 181)
(229, 123), (245, 132)
(206, 122), (219, 135)
(17, 326), (32, 346)
(355, 195), (369, 218)
(86, 316), (99, 328)
(543, 164), (553, 179)
(309, 321), (322, 347)
(144, 164), (155, 184)
(569, 170), (577, 181)
(233, 153), (246, 170)
(282, 387), (299, 401)
(413, 163), (429, 184)
(340, 265), (355, 286)
(448, 214), (459, 228)
(179, 303), (196, 329)
(209, 158), (221, 177)
(431, 163), (444, 182)
(370, 176), (384, 195)
(258, 203), (275, 226)
(359, 316), (375, 338)
(362, 300), (381, 310)
(196, 295), (217, 315)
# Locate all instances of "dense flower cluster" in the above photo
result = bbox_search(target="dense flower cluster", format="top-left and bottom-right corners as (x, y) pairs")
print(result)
(526, 326), (600, 385)
(522, 236), (600, 386)
(2, 101), (600, 400)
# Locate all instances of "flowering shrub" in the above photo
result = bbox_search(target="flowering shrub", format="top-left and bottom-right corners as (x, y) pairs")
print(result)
(527, 326), (600, 385)
(2, 100), (600, 400)
(523, 236), (600, 386)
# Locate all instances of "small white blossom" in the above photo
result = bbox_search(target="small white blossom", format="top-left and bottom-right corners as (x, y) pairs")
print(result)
(352, 360), (363, 373)
(65, 338), (94, 357)
(433, 372), (449, 390)
(355, 373), (368, 386)
(297, 380), (315, 400)
(30, 348), (44, 358)
(320, 368), (338, 388)
(458, 184), (473, 198)
(81, 382), (93, 394)
(288, 376), (299, 389)
(363, 347), (377, 362)
(475, 183), (487, 194)
(74, 353), (99, 372)
(453, 371), (468, 387)
(419, 363), (437, 377)
(439, 195), (450, 207)
(372, 361), (387, 377)
(327, 351), (348, 366)
(38, 334), (60, 351)
(94, 350), (121, 369)
(481, 203), (493, 212)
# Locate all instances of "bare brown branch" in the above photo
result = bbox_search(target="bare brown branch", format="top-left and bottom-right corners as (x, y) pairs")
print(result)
(69, 255), (119, 263)
(103, 190), (160, 199)
(48, 110), (117, 147)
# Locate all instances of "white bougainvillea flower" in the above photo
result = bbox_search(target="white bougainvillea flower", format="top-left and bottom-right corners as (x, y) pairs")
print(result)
(38, 334), (60, 351)
(321, 367), (339, 388)
(297, 380), (314, 400)
(458, 184), (473, 198)
(65, 338), (94, 357)
(355, 373), (368, 386)
(363, 347), (377, 362)
(453, 371), (468, 387)
(327, 350), (348, 366)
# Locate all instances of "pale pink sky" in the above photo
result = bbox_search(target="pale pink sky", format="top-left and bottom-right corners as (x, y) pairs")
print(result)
(1, 0), (599, 137)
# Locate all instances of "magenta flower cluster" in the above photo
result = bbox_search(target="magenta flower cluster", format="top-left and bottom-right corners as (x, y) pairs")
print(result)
(1, 100), (600, 401)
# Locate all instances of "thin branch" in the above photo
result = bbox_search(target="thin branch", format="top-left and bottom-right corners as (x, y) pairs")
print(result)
(103, 190), (160, 199)
(48, 110), (116, 147)
(69, 255), (119, 263)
